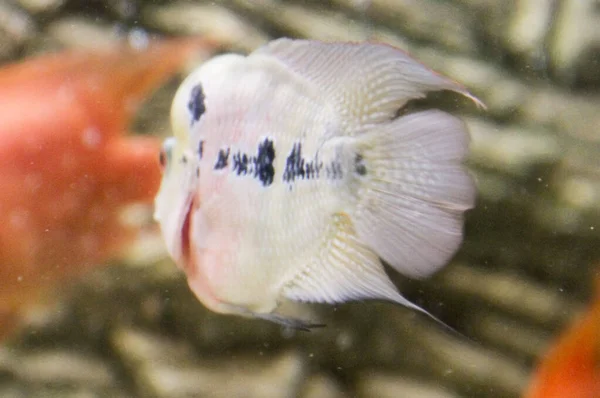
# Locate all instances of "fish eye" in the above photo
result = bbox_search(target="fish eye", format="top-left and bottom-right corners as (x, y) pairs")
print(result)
(159, 149), (166, 169)
(159, 138), (176, 172)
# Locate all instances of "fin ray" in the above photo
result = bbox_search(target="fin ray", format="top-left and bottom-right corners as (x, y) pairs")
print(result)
(256, 38), (482, 132)
(281, 213), (447, 326)
(283, 213), (412, 306)
(352, 110), (475, 279)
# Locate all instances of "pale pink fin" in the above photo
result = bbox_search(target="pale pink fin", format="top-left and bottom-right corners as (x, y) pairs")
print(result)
(352, 110), (475, 279)
(255, 38), (482, 131)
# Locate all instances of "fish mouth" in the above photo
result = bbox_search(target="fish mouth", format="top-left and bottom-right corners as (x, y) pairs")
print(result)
(179, 196), (194, 275)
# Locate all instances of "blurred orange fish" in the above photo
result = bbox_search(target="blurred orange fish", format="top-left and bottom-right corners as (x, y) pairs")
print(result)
(0, 37), (216, 339)
(524, 271), (600, 398)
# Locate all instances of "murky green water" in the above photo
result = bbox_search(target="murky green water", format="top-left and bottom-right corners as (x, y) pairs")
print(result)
(0, 1), (598, 397)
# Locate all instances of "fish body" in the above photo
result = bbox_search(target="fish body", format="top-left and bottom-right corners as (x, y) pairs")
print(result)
(155, 38), (480, 327)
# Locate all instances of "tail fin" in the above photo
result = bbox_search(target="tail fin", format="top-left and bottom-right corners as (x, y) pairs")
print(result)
(351, 109), (475, 279)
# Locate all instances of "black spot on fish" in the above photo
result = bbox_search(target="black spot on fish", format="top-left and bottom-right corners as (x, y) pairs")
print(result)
(325, 161), (343, 180)
(283, 142), (323, 184)
(187, 84), (206, 125)
(232, 152), (249, 176)
(198, 140), (204, 159)
(354, 154), (367, 176)
(305, 161), (315, 179)
(227, 139), (276, 186)
(315, 159), (323, 179)
(334, 162), (343, 178)
(283, 143), (304, 183)
(214, 148), (230, 170)
(254, 138), (275, 186)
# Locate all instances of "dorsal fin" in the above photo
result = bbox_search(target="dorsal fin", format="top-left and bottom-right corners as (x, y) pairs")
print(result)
(254, 38), (482, 132)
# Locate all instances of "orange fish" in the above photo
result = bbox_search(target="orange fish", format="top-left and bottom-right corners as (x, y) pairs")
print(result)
(524, 271), (600, 398)
(0, 37), (217, 338)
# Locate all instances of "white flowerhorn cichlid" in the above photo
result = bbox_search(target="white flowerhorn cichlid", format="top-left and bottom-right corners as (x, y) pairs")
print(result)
(154, 38), (481, 329)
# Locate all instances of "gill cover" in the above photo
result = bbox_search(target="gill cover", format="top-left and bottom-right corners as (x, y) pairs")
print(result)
(155, 53), (253, 262)
(153, 71), (203, 263)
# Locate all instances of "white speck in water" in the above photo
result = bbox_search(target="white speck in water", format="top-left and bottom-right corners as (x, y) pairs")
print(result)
(82, 127), (102, 149)
(537, 177), (542, 182)
(591, 226), (595, 230)
(17, 276), (23, 282)
(128, 28), (150, 51)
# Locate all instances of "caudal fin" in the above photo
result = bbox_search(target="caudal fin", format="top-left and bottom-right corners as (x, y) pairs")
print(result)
(351, 109), (475, 279)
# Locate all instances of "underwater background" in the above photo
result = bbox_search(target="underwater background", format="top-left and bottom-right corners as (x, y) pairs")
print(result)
(0, 0), (599, 397)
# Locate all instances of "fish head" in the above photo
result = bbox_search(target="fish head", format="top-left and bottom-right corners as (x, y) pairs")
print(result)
(154, 51), (302, 316)
(154, 136), (191, 263)
(154, 54), (247, 266)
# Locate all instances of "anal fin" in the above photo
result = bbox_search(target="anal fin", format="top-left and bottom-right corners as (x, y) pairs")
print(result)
(282, 213), (415, 309)
(280, 213), (454, 331)
(253, 312), (326, 332)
